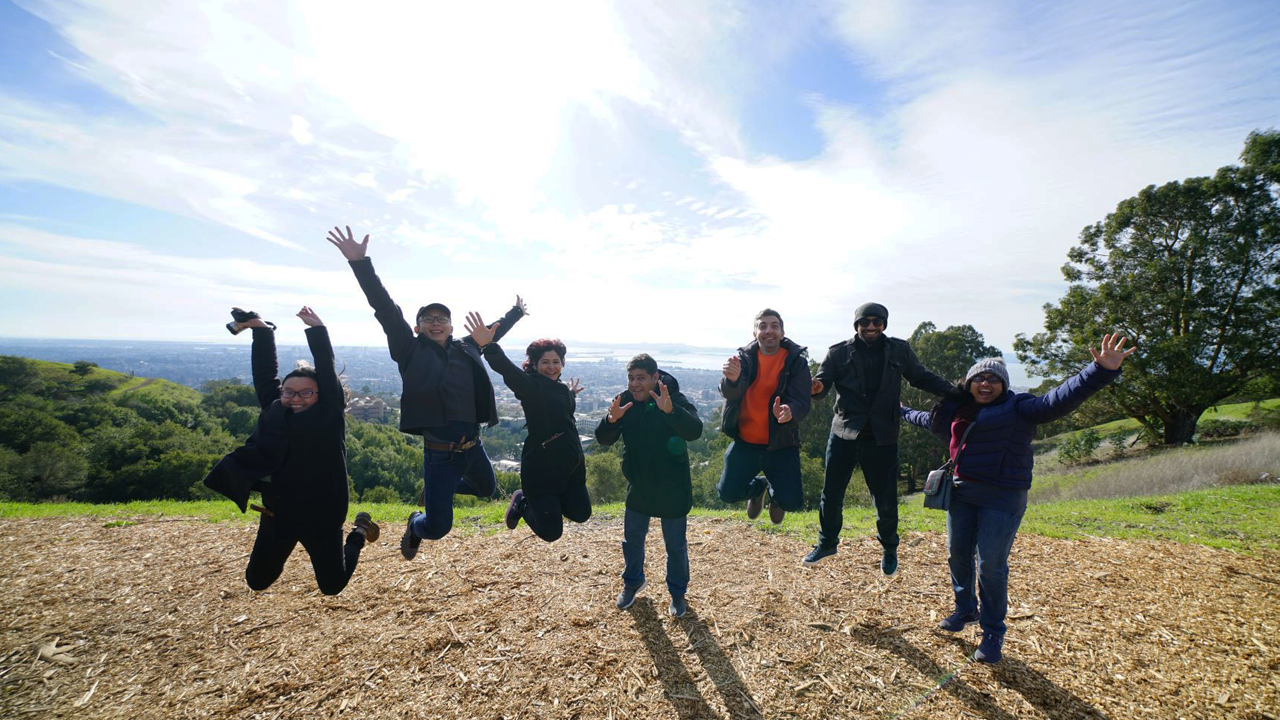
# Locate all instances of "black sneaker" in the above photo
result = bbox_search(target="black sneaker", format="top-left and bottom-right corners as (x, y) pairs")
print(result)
(746, 490), (765, 520)
(881, 546), (898, 576)
(975, 632), (1004, 664)
(505, 490), (524, 530)
(615, 580), (646, 610)
(802, 545), (837, 566)
(354, 512), (380, 543)
(400, 511), (423, 560)
(938, 610), (979, 632)
(768, 500), (786, 524)
(669, 595), (688, 618)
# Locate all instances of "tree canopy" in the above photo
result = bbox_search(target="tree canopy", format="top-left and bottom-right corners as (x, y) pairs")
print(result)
(1015, 130), (1280, 444)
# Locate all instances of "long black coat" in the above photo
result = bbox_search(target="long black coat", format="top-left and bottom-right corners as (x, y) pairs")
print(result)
(203, 326), (348, 535)
(349, 257), (524, 434)
(594, 371), (703, 519)
(481, 343), (584, 498)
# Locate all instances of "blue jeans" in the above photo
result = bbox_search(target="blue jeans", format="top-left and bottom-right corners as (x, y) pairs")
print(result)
(716, 441), (804, 511)
(622, 509), (688, 597)
(409, 422), (497, 541)
(946, 496), (1026, 635)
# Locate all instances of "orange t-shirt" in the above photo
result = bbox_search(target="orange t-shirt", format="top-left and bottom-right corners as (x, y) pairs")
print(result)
(738, 348), (787, 445)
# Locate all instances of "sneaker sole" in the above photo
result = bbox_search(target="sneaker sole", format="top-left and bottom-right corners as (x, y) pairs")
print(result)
(669, 604), (687, 618)
(938, 618), (979, 632)
(802, 552), (835, 566)
(616, 580), (646, 610)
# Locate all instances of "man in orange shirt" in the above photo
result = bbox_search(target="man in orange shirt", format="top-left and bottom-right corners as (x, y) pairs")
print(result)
(716, 309), (812, 523)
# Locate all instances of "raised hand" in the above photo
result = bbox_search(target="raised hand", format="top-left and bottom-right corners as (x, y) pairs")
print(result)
(232, 307), (269, 331)
(772, 396), (793, 423)
(567, 378), (584, 396)
(1090, 332), (1136, 371)
(810, 378), (824, 396)
(326, 225), (369, 261)
(607, 394), (633, 423)
(296, 306), (323, 327)
(515, 294), (529, 316)
(723, 355), (742, 382)
(650, 381), (674, 414)
(464, 311), (499, 347)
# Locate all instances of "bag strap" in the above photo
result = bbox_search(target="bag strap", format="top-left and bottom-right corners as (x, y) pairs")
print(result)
(948, 419), (978, 468)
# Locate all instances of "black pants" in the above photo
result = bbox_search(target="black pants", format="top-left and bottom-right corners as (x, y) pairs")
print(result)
(521, 483), (593, 542)
(818, 433), (900, 550)
(245, 515), (365, 596)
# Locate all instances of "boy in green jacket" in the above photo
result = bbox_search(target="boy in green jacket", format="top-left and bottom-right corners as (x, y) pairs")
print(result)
(594, 354), (703, 617)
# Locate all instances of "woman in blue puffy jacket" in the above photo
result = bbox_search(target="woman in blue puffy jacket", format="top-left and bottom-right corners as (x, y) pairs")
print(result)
(901, 334), (1134, 663)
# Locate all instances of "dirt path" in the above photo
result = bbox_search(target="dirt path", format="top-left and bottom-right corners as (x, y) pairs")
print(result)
(1, 516), (1276, 719)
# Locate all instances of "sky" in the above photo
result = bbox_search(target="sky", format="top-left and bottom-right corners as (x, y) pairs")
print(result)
(1, 0), (1278, 368)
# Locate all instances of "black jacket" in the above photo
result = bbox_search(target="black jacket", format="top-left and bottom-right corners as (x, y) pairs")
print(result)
(203, 326), (348, 534)
(594, 371), (703, 519)
(481, 343), (584, 497)
(718, 337), (812, 450)
(812, 335), (954, 445)
(349, 257), (523, 434)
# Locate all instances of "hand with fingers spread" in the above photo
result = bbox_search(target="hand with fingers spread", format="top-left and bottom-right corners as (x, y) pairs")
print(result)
(464, 311), (500, 347)
(296, 306), (324, 327)
(650, 381), (674, 414)
(1090, 332), (1136, 371)
(567, 378), (584, 396)
(515, 295), (529, 316)
(232, 307), (269, 331)
(772, 396), (794, 424)
(326, 225), (369, 261)
(607, 394), (633, 423)
(723, 355), (742, 382)
(810, 378), (824, 396)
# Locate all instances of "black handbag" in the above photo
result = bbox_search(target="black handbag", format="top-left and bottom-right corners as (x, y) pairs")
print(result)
(923, 421), (976, 511)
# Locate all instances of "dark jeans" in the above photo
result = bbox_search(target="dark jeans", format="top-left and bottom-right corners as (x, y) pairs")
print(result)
(716, 441), (804, 511)
(522, 483), (592, 542)
(411, 422), (497, 541)
(245, 515), (365, 596)
(947, 495), (1026, 635)
(818, 434), (900, 549)
(622, 509), (688, 597)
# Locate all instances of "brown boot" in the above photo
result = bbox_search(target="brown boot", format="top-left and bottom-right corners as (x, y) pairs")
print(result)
(354, 512), (380, 543)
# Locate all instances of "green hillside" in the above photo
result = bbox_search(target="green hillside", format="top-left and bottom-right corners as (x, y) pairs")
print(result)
(1046, 397), (1280, 444)
(28, 358), (201, 403)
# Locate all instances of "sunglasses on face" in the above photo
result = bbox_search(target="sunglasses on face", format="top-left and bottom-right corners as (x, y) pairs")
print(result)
(418, 315), (451, 326)
(970, 375), (1003, 386)
(856, 317), (885, 328)
(281, 389), (318, 399)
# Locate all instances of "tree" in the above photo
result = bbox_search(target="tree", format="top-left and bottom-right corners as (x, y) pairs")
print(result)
(0, 356), (40, 400)
(585, 452), (627, 504)
(72, 360), (98, 377)
(1015, 130), (1280, 444)
(897, 322), (1001, 487)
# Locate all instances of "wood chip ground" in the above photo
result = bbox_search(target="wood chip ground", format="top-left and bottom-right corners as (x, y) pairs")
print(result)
(1, 516), (1277, 719)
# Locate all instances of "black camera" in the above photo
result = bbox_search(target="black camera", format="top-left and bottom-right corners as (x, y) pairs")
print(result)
(226, 308), (273, 335)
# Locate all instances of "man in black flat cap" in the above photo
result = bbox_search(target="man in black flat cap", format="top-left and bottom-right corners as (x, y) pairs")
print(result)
(805, 302), (957, 574)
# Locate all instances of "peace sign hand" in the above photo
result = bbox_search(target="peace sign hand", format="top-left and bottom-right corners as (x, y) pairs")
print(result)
(772, 397), (793, 423)
(650, 381), (674, 414)
(464, 311), (499, 347)
(326, 225), (369, 261)
(607, 395), (633, 423)
(567, 378), (584, 396)
(1090, 332), (1136, 371)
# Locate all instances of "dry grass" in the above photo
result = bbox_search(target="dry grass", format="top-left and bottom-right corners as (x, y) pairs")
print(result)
(2, 515), (1278, 719)
(1031, 432), (1280, 503)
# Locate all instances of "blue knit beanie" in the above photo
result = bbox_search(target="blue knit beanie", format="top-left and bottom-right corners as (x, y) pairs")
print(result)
(964, 358), (1009, 388)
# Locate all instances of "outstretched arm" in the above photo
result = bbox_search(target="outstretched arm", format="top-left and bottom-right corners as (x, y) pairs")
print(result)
(1017, 334), (1134, 423)
(239, 310), (280, 409)
(902, 344), (958, 397)
(327, 226), (416, 364)
(299, 307), (343, 414)
(480, 295), (527, 346)
(811, 348), (837, 399)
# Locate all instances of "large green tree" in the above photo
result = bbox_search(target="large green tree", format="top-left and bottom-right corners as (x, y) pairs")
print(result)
(1015, 130), (1280, 444)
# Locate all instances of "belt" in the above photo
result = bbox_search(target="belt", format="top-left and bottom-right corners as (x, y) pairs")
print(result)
(250, 503), (275, 517)
(424, 437), (480, 453)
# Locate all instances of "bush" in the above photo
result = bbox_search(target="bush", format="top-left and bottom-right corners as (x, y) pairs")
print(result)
(1057, 428), (1102, 465)
(361, 485), (401, 504)
(1248, 404), (1280, 431)
(1107, 431), (1130, 460)
(585, 452), (626, 504)
(1196, 419), (1258, 440)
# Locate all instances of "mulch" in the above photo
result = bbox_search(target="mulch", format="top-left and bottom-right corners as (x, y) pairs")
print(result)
(1, 514), (1277, 719)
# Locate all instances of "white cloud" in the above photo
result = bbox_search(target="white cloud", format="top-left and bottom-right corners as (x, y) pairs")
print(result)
(289, 115), (313, 145)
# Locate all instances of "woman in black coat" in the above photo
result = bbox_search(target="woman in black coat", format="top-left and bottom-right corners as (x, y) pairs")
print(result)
(204, 307), (379, 595)
(465, 312), (590, 542)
